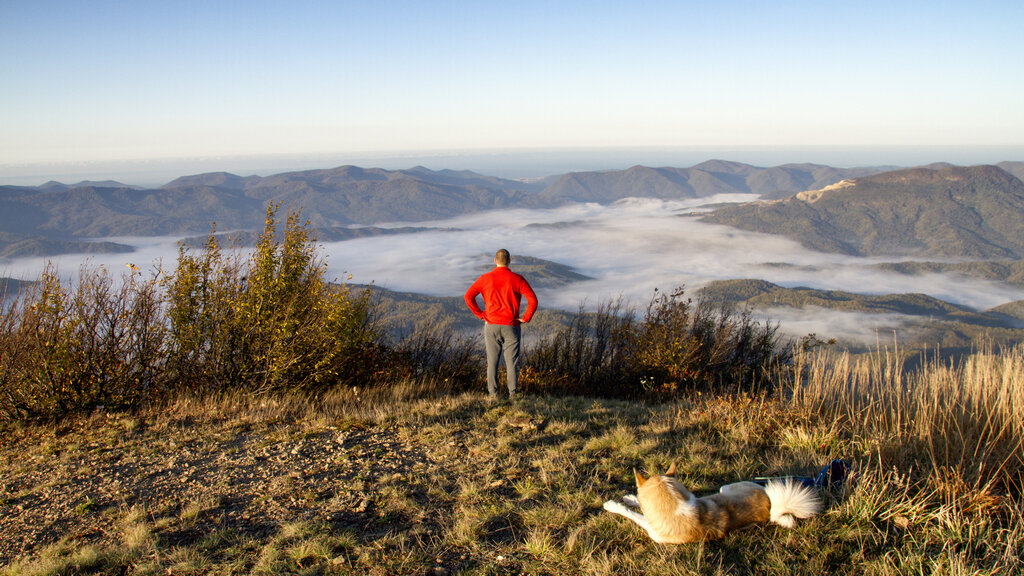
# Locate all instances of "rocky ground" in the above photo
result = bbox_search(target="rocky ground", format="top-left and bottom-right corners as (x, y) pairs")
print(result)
(0, 392), (556, 574)
(4, 417), (408, 561)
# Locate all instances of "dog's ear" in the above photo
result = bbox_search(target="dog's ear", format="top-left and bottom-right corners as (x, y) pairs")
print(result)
(633, 468), (647, 487)
(666, 462), (677, 477)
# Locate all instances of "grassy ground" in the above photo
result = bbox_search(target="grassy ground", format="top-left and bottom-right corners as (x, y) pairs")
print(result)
(3, 373), (1020, 576)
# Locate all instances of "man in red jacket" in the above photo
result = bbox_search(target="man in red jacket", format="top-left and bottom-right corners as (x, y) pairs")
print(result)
(464, 249), (538, 398)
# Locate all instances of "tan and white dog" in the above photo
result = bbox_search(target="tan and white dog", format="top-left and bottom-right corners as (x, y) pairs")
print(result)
(602, 463), (821, 543)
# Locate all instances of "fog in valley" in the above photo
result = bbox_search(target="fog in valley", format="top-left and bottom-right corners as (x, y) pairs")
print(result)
(4, 195), (1023, 344)
(345, 197), (1017, 305)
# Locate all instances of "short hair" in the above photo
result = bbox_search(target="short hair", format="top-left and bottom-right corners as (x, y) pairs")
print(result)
(495, 249), (511, 266)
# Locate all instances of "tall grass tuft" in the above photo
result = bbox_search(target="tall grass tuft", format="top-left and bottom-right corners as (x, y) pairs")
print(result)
(789, 343), (1024, 500)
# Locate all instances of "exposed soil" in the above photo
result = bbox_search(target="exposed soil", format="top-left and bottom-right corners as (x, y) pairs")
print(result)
(1, 409), (441, 565)
(0, 394), (553, 572)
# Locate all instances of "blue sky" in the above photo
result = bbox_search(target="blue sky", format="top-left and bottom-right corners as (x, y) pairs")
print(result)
(2, 0), (1023, 169)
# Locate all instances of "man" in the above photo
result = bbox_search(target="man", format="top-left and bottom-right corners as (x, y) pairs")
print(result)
(464, 249), (538, 398)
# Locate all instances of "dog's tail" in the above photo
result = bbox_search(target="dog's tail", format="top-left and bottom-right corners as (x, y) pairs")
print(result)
(764, 480), (821, 528)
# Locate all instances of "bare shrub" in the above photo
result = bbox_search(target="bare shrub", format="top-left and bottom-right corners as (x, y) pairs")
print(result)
(522, 298), (633, 396)
(384, 326), (479, 395)
(525, 288), (791, 398)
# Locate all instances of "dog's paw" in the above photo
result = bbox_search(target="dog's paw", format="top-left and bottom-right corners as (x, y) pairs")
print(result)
(622, 494), (640, 508)
(603, 500), (628, 514)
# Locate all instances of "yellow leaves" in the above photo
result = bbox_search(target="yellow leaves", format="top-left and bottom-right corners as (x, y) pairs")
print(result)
(158, 202), (379, 394)
(2, 202), (381, 421)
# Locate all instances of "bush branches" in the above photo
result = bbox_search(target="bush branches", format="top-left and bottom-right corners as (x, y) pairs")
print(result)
(524, 288), (791, 398)
(0, 204), (383, 421)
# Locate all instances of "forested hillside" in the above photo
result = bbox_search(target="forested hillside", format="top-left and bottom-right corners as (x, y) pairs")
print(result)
(703, 165), (1024, 258)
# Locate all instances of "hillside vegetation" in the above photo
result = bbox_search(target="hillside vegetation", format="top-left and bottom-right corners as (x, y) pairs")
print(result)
(700, 279), (975, 316)
(703, 165), (1024, 259)
(872, 259), (1024, 288)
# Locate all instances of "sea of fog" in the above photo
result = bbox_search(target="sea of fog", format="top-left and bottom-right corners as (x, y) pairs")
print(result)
(4, 195), (1023, 344)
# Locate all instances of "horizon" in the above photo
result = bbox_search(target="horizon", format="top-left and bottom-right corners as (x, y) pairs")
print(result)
(2, 2), (1022, 174)
(3, 145), (1024, 188)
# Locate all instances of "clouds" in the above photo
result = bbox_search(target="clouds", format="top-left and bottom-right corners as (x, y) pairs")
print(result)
(1, 235), (184, 285)
(754, 307), (921, 348)
(4, 196), (1022, 344)
(322, 197), (1024, 323)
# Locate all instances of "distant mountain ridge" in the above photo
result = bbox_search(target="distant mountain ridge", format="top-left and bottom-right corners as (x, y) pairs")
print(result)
(0, 165), (549, 258)
(700, 278), (979, 318)
(703, 165), (1024, 258)
(2, 160), (1022, 259)
(538, 160), (889, 202)
(178, 226), (451, 249)
(38, 180), (145, 192)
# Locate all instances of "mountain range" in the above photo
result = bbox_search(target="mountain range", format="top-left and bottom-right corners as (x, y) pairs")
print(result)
(538, 161), (891, 203)
(0, 160), (899, 259)
(4, 159), (1024, 352)
(4, 159), (1024, 295)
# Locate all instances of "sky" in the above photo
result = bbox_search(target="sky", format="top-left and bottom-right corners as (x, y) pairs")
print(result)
(2, 0), (1024, 182)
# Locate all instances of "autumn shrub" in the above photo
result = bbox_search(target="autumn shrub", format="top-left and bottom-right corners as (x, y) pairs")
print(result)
(162, 204), (379, 395)
(160, 229), (242, 393)
(0, 204), (385, 421)
(525, 288), (791, 398)
(0, 264), (165, 420)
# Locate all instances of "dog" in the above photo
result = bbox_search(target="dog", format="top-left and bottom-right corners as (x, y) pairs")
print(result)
(602, 463), (821, 543)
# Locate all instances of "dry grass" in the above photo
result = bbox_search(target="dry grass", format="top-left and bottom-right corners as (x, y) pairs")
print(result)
(3, 346), (1023, 575)
(790, 344), (1024, 493)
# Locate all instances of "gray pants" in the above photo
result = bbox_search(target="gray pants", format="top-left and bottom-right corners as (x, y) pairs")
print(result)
(484, 323), (521, 397)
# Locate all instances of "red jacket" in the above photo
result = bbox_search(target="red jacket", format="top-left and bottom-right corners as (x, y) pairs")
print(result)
(465, 266), (538, 326)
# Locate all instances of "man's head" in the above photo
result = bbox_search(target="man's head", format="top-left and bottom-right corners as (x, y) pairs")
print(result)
(494, 249), (511, 267)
